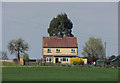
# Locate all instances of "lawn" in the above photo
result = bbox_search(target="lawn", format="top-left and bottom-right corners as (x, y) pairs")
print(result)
(2, 66), (118, 81)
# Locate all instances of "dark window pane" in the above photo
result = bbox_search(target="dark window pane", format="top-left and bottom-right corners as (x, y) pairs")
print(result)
(63, 58), (66, 61)
(56, 48), (60, 52)
(67, 58), (68, 61)
(48, 48), (51, 52)
(71, 49), (75, 52)
(60, 58), (62, 61)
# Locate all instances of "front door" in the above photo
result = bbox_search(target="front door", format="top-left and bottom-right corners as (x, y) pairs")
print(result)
(56, 58), (58, 63)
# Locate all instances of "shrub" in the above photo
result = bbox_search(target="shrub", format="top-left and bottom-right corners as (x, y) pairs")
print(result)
(2, 61), (22, 66)
(70, 57), (83, 65)
(23, 53), (29, 62)
(13, 58), (19, 63)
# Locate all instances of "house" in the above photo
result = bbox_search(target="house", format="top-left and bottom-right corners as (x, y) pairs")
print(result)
(42, 37), (78, 64)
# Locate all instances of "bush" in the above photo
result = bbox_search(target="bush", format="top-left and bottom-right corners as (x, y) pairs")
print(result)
(13, 58), (19, 63)
(70, 57), (83, 65)
(23, 53), (29, 62)
(2, 61), (22, 66)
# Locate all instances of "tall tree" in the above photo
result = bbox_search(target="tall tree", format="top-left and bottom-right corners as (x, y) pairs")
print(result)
(82, 37), (105, 63)
(8, 38), (29, 62)
(48, 13), (74, 37)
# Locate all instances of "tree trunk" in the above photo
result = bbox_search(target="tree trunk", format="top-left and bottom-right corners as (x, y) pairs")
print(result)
(18, 50), (20, 63)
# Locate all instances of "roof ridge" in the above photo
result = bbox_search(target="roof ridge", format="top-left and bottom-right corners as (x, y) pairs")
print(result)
(43, 36), (77, 38)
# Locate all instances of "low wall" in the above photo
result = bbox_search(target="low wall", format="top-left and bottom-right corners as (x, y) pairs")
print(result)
(0, 59), (13, 62)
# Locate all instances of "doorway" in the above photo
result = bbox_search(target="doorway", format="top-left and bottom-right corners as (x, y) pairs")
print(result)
(55, 58), (58, 63)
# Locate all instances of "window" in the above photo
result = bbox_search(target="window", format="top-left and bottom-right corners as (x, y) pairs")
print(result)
(60, 58), (63, 62)
(60, 58), (69, 62)
(63, 58), (66, 61)
(71, 49), (75, 53)
(46, 57), (52, 62)
(47, 48), (51, 53)
(56, 48), (60, 53)
(67, 58), (68, 62)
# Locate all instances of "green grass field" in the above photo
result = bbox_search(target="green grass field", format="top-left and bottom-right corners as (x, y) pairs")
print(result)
(2, 66), (118, 81)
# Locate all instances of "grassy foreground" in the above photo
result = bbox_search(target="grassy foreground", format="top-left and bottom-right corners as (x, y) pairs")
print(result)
(2, 66), (118, 81)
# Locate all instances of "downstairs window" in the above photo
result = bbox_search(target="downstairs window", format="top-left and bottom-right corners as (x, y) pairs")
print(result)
(46, 57), (52, 62)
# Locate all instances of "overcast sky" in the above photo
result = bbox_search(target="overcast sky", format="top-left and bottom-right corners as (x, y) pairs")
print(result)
(2, 2), (118, 59)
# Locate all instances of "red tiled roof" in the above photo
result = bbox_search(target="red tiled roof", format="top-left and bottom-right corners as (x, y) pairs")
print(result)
(43, 37), (77, 47)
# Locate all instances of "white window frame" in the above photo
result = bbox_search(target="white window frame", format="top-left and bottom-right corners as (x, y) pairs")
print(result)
(60, 58), (69, 62)
(71, 48), (75, 53)
(47, 48), (51, 53)
(46, 57), (52, 62)
(56, 48), (60, 53)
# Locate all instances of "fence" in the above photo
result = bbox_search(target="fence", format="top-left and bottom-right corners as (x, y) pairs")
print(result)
(24, 62), (93, 67)
(24, 61), (113, 68)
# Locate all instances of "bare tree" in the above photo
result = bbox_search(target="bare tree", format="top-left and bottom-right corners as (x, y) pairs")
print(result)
(2, 51), (8, 60)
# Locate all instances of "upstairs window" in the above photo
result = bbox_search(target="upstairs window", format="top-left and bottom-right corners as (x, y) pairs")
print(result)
(71, 49), (75, 53)
(47, 48), (51, 53)
(56, 48), (60, 53)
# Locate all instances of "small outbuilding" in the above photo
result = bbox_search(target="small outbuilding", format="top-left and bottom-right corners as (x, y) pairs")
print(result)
(78, 57), (87, 64)
(96, 60), (105, 66)
(111, 58), (120, 67)
(20, 58), (37, 65)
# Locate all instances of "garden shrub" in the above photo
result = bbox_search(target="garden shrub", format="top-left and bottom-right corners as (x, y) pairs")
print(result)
(70, 57), (83, 65)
